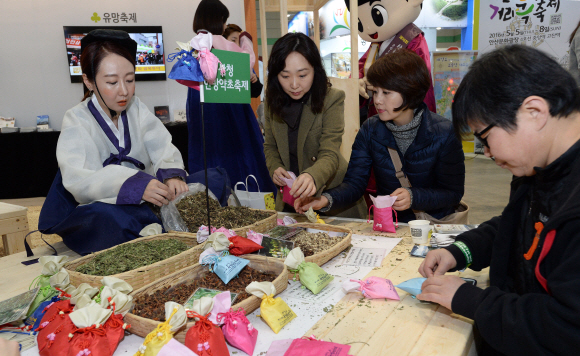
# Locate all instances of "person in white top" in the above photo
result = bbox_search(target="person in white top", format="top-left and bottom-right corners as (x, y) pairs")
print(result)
(39, 30), (189, 254)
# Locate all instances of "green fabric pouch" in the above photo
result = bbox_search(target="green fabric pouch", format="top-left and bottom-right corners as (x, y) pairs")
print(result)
(284, 247), (333, 294)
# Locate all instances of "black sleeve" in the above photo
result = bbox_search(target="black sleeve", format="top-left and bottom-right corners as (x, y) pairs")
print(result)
(324, 122), (373, 211)
(444, 215), (501, 271)
(451, 220), (580, 355)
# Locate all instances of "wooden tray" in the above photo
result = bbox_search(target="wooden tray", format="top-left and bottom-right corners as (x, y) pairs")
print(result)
(125, 254), (288, 343)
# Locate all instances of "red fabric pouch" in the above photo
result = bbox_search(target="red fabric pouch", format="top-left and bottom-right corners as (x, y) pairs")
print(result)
(283, 337), (351, 356)
(368, 205), (398, 233)
(37, 316), (76, 356)
(184, 312), (229, 356)
(102, 312), (130, 353)
(36, 300), (75, 353)
(67, 324), (112, 356)
(217, 308), (258, 355)
(228, 235), (263, 256)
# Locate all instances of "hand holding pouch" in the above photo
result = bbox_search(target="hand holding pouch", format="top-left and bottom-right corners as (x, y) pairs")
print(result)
(246, 281), (296, 334)
(280, 172), (297, 207)
(368, 195), (398, 233)
(217, 308), (258, 355)
(134, 302), (187, 356)
(342, 277), (400, 300)
(284, 247), (333, 294)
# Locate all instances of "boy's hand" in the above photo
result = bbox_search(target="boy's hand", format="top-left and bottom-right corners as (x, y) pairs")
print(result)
(417, 275), (466, 310)
(419, 249), (457, 277)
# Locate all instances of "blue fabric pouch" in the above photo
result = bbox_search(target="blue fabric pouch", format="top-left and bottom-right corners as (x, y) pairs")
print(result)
(202, 251), (250, 284)
(167, 50), (205, 88)
(395, 277), (427, 297)
(25, 296), (60, 330)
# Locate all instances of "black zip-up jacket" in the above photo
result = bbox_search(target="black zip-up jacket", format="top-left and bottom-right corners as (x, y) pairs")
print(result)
(444, 139), (580, 355)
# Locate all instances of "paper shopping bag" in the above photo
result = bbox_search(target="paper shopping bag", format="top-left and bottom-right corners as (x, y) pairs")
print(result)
(234, 175), (275, 210)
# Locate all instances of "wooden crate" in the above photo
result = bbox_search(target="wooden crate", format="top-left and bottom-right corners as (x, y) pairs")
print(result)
(0, 203), (30, 255)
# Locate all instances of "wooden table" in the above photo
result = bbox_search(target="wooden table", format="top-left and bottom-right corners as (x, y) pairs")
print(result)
(0, 215), (488, 356)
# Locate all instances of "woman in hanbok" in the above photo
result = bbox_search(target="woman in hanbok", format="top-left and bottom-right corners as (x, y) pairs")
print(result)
(185, 0), (276, 195)
(38, 30), (226, 255)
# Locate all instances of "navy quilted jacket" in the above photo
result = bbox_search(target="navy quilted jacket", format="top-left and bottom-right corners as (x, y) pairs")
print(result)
(327, 103), (465, 222)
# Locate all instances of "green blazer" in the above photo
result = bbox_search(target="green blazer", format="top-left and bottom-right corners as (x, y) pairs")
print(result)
(264, 87), (350, 211)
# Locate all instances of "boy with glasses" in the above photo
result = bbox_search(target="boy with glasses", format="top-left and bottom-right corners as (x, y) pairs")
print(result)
(417, 45), (580, 355)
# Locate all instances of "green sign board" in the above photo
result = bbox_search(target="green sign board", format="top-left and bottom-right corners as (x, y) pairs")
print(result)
(202, 49), (251, 104)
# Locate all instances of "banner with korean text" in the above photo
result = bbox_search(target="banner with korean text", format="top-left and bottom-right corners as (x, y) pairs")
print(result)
(478, 0), (580, 66)
(202, 49), (251, 104)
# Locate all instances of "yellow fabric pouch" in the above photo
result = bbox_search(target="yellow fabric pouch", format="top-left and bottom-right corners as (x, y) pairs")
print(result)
(135, 302), (187, 356)
(246, 282), (296, 334)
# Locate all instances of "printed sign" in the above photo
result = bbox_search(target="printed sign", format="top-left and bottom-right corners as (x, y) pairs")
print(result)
(343, 247), (387, 267)
(203, 49), (251, 104)
(478, 0), (580, 67)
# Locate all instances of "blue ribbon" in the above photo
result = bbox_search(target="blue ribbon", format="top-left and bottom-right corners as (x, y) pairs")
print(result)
(201, 251), (230, 272)
(167, 50), (194, 63)
(103, 152), (145, 170)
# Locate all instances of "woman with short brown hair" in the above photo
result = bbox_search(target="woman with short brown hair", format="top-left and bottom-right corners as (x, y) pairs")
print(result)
(296, 49), (465, 223)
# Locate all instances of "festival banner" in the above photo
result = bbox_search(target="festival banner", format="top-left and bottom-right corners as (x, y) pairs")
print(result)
(202, 49), (251, 104)
(477, 0), (580, 66)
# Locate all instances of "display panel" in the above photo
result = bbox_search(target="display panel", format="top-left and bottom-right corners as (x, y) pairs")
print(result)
(63, 26), (166, 83)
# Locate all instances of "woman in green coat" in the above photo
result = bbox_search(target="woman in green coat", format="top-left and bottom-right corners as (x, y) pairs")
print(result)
(264, 32), (366, 218)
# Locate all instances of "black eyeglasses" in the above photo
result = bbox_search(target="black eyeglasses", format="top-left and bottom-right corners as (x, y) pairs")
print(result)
(473, 124), (495, 148)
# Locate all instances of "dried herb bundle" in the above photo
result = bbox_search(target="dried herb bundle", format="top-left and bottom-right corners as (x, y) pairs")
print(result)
(75, 239), (190, 276)
(289, 231), (344, 257)
(132, 267), (277, 321)
(176, 192), (272, 232)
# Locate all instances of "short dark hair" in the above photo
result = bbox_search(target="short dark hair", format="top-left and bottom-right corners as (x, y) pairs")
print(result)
(366, 49), (430, 112)
(193, 0), (230, 36)
(223, 24), (243, 39)
(452, 45), (580, 139)
(266, 32), (331, 117)
(80, 41), (135, 101)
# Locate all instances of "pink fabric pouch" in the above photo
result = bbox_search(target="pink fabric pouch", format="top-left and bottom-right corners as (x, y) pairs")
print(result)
(217, 308), (258, 355)
(280, 172), (298, 207)
(367, 195), (398, 233)
(246, 230), (267, 245)
(283, 337), (351, 356)
(158, 339), (197, 356)
(342, 276), (400, 300)
(266, 339), (294, 355)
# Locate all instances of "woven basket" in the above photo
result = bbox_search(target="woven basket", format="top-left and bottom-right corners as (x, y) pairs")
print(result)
(284, 223), (353, 267)
(64, 233), (204, 290)
(170, 209), (278, 238)
(125, 254), (287, 343)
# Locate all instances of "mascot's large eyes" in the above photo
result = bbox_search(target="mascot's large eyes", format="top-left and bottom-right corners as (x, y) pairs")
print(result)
(358, 19), (363, 33)
(371, 5), (388, 27)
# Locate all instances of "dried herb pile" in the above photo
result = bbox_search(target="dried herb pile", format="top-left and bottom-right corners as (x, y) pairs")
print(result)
(132, 267), (277, 321)
(289, 231), (344, 257)
(75, 239), (190, 276)
(176, 192), (273, 232)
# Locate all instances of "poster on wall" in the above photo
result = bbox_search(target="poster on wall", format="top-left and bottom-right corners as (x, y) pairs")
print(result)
(415, 0), (469, 28)
(477, 0), (580, 67)
(319, 0), (351, 39)
(433, 51), (477, 120)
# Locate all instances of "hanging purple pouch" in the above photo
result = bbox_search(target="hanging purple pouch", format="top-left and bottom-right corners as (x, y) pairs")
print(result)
(217, 308), (258, 355)
(283, 337), (351, 356)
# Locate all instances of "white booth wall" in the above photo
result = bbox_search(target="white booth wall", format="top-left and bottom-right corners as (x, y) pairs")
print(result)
(0, 0), (246, 130)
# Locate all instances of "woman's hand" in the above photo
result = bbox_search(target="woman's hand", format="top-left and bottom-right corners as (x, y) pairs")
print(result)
(272, 167), (292, 186)
(294, 195), (329, 214)
(290, 173), (317, 198)
(418, 249), (457, 277)
(251, 72), (258, 83)
(390, 188), (411, 211)
(142, 179), (171, 206)
(0, 339), (21, 356)
(166, 178), (189, 201)
(417, 275), (465, 310)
